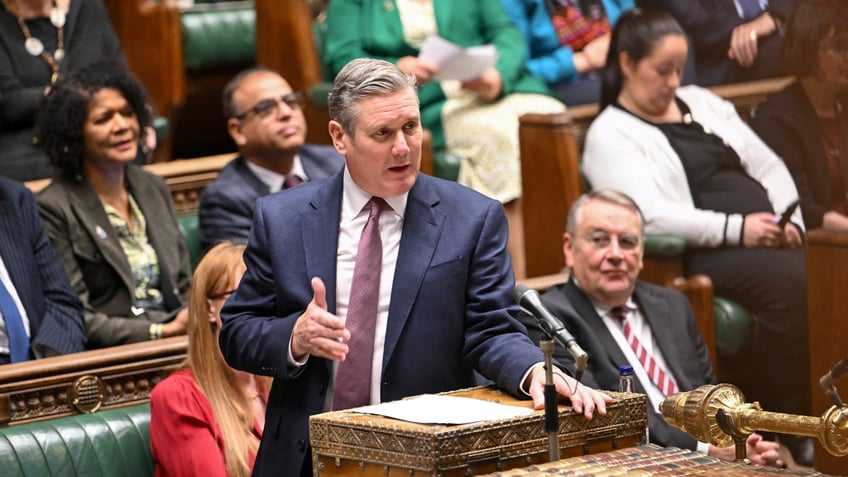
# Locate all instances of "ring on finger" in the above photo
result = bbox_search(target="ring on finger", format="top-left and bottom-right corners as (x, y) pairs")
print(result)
(748, 30), (757, 42)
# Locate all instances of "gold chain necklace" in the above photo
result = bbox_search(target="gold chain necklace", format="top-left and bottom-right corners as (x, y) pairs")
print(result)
(8, 0), (65, 84)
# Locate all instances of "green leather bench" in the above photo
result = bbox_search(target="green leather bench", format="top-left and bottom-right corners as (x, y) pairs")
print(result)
(180, 0), (256, 72)
(0, 404), (153, 477)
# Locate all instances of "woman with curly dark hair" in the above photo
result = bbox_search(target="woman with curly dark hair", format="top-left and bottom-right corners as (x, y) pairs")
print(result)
(35, 59), (191, 348)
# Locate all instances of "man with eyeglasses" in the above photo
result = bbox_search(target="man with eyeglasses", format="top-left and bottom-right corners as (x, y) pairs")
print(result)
(198, 66), (344, 251)
(518, 189), (783, 466)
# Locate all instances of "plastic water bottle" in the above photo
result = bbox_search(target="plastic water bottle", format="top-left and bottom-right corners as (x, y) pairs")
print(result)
(618, 365), (634, 393)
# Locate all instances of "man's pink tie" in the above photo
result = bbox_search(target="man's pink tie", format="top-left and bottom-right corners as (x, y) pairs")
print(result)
(332, 197), (386, 410)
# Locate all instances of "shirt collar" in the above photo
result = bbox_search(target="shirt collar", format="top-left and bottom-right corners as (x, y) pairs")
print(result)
(245, 154), (307, 192)
(341, 166), (408, 220)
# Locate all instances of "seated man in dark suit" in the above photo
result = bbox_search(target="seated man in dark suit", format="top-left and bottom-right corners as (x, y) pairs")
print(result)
(198, 66), (344, 250)
(639, 0), (798, 86)
(0, 177), (85, 364)
(519, 189), (783, 465)
(218, 58), (612, 477)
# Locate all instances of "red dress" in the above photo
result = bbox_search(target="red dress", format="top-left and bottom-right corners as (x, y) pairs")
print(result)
(149, 368), (262, 477)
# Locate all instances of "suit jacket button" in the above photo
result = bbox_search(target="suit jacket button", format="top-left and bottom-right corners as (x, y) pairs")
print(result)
(297, 440), (306, 451)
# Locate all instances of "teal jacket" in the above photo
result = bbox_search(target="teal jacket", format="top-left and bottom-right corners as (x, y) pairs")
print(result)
(323, 0), (552, 148)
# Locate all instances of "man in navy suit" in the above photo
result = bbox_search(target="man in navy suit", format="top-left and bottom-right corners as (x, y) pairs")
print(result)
(639, 0), (799, 86)
(519, 190), (782, 465)
(198, 66), (344, 250)
(219, 58), (612, 477)
(0, 177), (85, 364)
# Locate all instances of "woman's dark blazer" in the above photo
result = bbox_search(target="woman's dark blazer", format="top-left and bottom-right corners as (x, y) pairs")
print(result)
(37, 165), (191, 348)
(751, 80), (848, 229)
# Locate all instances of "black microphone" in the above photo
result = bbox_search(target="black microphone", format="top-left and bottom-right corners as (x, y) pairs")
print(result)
(820, 356), (848, 407)
(514, 284), (588, 380)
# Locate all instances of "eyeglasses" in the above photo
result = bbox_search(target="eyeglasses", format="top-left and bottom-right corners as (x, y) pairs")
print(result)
(235, 92), (305, 120)
(208, 288), (238, 300)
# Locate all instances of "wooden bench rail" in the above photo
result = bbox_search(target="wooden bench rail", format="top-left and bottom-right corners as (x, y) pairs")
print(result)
(0, 336), (187, 427)
(518, 112), (580, 278)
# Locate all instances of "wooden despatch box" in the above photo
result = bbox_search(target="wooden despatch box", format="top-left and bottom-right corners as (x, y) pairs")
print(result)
(310, 386), (648, 476)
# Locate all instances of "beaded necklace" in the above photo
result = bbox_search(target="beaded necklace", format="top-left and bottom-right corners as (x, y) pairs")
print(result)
(7, 0), (65, 84)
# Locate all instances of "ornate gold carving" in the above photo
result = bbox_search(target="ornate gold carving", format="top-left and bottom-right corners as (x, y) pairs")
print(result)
(70, 375), (106, 413)
(661, 383), (848, 459)
(3, 369), (169, 425)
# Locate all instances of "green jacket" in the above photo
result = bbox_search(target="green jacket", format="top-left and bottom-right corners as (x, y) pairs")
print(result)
(323, 0), (552, 148)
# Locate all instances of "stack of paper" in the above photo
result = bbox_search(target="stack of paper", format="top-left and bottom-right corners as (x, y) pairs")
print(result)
(418, 34), (498, 82)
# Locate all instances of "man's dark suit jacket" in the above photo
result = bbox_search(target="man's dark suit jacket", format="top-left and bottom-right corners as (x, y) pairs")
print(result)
(197, 144), (344, 250)
(219, 170), (545, 477)
(38, 166), (191, 348)
(639, 0), (799, 86)
(751, 81), (848, 230)
(519, 278), (715, 450)
(0, 177), (85, 357)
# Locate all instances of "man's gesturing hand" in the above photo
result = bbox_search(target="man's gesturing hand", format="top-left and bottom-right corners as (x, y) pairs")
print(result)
(291, 277), (350, 361)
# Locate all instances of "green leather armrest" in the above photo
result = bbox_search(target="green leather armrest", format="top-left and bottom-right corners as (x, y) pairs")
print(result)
(714, 296), (756, 356)
(181, 2), (256, 71)
(0, 404), (153, 477)
(644, 234), (687, 257)
(178, 213), (202, 270)
(153, 116), (169, 143)
(433, 151), (461, 182)
(310, 82), (332, 108)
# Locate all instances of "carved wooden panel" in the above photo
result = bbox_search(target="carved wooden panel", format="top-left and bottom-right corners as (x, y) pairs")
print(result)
(0, 337), (187, 427)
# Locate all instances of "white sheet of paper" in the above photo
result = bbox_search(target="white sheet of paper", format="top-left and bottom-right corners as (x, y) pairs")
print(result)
(353, 394), (533, 425)
(418, 34), (498, 82)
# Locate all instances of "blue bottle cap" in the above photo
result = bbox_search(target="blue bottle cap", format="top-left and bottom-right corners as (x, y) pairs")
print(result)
(619, 365), (634, 376)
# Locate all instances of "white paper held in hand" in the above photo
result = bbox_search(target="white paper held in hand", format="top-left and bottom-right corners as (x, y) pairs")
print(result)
(418, 34), (498, 82)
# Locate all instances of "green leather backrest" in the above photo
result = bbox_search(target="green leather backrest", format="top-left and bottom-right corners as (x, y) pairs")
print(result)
(181, 3), (256, 71)
(178, 214), (201, 270)
(0, 404), (153, 477)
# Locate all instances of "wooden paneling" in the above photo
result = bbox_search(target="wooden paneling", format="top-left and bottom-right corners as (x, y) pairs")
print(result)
(805, 229), (848, 475)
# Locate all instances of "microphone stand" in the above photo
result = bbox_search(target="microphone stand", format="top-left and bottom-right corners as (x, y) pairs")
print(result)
(539, 337), (560, 463)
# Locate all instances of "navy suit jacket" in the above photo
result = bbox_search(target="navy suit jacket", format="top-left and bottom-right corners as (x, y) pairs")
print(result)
(519, 279), (715, 450)
(0, 177), (85, 357)
(219, 170), (544, 477)
(197, 144), (344, 250)
(638, 0), (798, 86)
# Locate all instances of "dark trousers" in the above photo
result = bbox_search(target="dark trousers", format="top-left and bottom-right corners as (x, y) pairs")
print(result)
(686, 246), (810, 416)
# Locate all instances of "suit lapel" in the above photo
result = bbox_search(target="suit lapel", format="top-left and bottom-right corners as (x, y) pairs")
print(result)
(382, 175), (442, 371)
(64, 177), (135, 293)
(634, 283), (690, 390)
(564, 280), (636, 388)
(302, 172), (343, 314)
(0, 197), (30, 309)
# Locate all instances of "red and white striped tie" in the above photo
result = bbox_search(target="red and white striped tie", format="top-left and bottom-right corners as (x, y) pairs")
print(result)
(611, 306), (679, 396)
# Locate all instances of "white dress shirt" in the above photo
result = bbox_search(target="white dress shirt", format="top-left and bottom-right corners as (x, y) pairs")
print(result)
(245, 154), (308, 193)
(593, 300), (709, 454)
